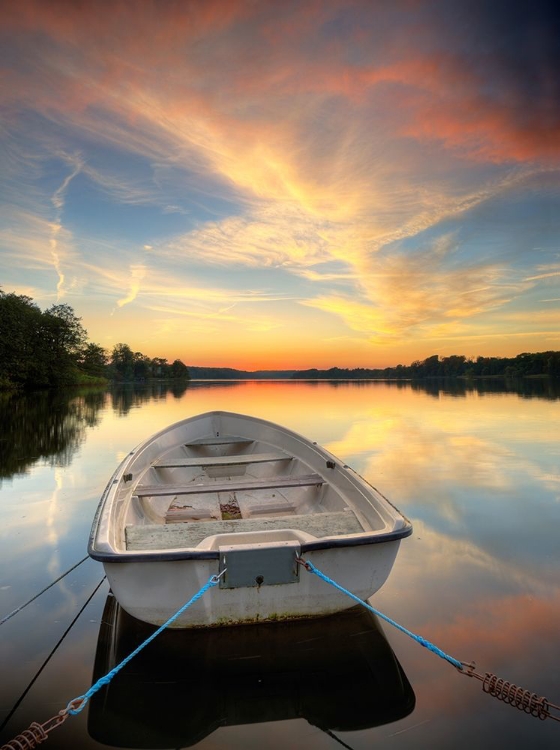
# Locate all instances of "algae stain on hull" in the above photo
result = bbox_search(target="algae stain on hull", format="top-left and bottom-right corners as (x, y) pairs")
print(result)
(158, 610), (335, 629)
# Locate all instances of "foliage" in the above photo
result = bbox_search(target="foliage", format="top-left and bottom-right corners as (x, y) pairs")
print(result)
(107, 344), (191, 383)
(79, 343), (109, 377)
(295, 352), (560, 380)
(0, 290), (190, 390)
(0, 291), (43, 387)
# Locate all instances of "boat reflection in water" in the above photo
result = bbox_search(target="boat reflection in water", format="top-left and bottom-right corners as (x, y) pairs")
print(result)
(88, 593), (415, 748)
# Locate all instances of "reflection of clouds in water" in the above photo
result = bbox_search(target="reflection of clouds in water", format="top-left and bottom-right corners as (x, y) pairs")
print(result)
(370, 425), (514, 493)
(44, 467), (86, 610)
(45, 467), (63, 553)
(1, 480), (65, 551)
(429, 589), (560, 670)
(395, 582), (560, 727)
(387, 522), (555, 620)
(390, 593), (560, 742)
(0, 466), (88, 612)
(326, 415), (517, 536)
(326, 409), (559, 498)
(375, 523), (560, 742)
(325, 409), (560, 585)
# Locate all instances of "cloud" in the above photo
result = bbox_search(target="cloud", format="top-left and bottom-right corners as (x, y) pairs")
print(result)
(51, 156), (82, 210)
(116, 264), (147, 308)
(161, 204), (334, 269)
(302, 244), (524, 342)
(0, 207), (79, 292)
(525, 269), (560, 282)
(79, 164), (161, 206)
(49, 158), (83, 298)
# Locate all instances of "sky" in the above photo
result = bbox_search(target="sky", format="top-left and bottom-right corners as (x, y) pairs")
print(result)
(1, 0), (559, 370)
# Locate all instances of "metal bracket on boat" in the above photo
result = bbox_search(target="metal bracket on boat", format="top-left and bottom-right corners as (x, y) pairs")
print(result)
(217, 541), (301, 589)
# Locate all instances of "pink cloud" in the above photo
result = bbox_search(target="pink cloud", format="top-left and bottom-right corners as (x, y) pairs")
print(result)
(3, 0), (558, 168)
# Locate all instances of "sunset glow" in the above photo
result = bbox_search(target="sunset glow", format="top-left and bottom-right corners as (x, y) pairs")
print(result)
(1, 0), (559, 369)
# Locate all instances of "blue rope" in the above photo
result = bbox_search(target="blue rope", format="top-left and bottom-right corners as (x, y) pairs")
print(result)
(301, 559), (463, 670)
(67, 574), (220, 715)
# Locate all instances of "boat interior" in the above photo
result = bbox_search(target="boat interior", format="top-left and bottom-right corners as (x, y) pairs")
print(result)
(123, 434), (374, 552)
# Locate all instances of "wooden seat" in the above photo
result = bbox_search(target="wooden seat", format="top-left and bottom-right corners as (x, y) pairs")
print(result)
(154, 451), (290, 468)
(126, 511), (364, 550)
(135, 473), (324, 498)
(184, 436), (254, 446)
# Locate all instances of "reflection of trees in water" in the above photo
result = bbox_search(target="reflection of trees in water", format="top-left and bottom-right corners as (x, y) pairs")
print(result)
(109, 381), (191, 415)
(0, 389), (106, 481)
(410, 377), (560, 400)
(307, 378), (560, 399)
(3, 377), (557, 482)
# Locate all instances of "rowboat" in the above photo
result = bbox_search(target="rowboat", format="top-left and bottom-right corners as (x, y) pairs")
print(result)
(88, 411), (412, 627)
(88, 593), (415, 747)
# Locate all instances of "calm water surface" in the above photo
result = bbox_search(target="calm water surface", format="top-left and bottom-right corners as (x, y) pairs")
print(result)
(1, 380), (559, 749)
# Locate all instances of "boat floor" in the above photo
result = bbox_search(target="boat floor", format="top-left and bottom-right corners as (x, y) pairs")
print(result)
(126, 511), (364, 551)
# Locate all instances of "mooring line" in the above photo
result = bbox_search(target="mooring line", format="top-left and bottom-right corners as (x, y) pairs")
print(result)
(297, 558), (461, 668)
(297, 557), (560, 723)
(1, 573), (221, 749)
(314, 725), (355, 749)
(3, 559), (558, 749)
(0, 576), (106, 735)
(0, 556), (90, 626)
(67, 571), (222, 715)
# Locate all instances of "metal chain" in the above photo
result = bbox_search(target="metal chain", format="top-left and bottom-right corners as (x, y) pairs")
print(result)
(458, 662), (560, 722)
(299, 557), (560, 724)
(1, 572), (221, 748)
(0, 709), (69, 749)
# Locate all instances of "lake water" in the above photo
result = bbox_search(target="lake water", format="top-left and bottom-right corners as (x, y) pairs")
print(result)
(1, 379), (559, 749)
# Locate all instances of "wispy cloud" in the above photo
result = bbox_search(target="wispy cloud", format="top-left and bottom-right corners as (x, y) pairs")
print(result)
(51, 158), (82, 211)
(49, 157), (83, 298)
(116, 264), (147, 308)
(525, 269), (560, 282)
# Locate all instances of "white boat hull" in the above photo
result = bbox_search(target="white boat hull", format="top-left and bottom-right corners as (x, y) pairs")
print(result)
(103, 542), (401, 628)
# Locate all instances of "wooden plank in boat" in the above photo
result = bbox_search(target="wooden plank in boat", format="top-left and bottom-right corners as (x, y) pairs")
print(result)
(245, 501), (297, 516)
(135, 473), (324, 497)
(185, 436), (254, 446)
(126, 511), (364, 550)
(166, 507), (220, 522)
(154, 451), (290, 468)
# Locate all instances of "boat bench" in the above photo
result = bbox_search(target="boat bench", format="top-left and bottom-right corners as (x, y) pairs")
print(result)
(125, 511), (364, 551)
(135, 473), (324, 498)
(153, 451), (290, 468)
(185, 436), (254, 446)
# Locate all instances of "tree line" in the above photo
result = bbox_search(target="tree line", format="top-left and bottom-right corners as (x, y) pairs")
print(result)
(0, 290), (189, 390)
(295, 351), (560, 380)
(2, 289), (558, 390)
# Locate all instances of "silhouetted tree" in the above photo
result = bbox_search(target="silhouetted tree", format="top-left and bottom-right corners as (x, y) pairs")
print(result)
(110, 343), (135, 381)
(79, 343), (108, 377)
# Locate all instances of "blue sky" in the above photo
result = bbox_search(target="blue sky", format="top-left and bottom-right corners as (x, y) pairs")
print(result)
(1, 0), (559, 369)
